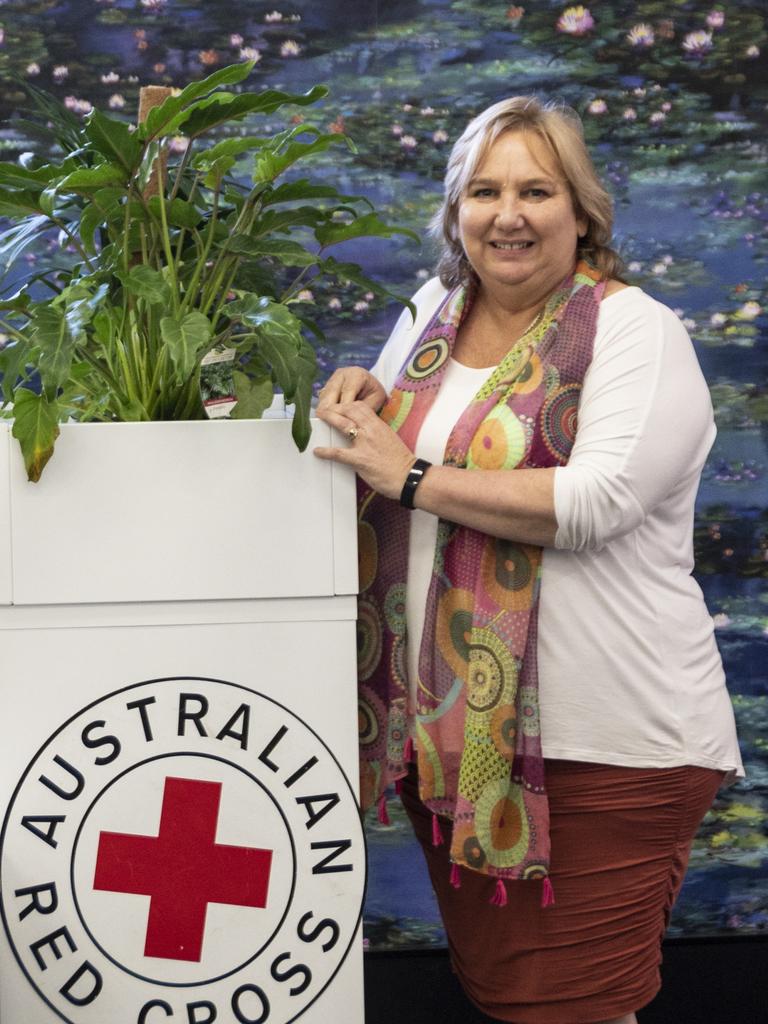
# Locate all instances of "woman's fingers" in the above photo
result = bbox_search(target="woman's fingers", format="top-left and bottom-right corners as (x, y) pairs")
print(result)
(315, 403), (358, 436)
(313, 444), (355, 463)
(316, 368), (386, 413)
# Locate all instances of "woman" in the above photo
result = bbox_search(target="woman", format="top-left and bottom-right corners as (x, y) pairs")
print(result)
(314, 97), (743, 1024)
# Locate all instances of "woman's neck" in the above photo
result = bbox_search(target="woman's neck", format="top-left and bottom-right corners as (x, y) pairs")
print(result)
(470, 285), (547, 342)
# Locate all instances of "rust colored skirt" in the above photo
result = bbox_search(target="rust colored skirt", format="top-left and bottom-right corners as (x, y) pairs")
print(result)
(400, 760), (723, 1024)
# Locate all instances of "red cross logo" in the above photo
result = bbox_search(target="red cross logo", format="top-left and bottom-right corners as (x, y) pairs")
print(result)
(93, 776), (273, 962)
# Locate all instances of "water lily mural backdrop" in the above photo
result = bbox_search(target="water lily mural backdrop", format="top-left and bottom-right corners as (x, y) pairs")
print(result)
(0, 0), (766, 947)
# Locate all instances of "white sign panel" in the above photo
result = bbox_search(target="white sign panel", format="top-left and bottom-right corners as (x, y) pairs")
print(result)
(1, 677), (366, 1024)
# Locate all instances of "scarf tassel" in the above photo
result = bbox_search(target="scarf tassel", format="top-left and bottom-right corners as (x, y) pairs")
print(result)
(489, 878), (508, 908)
(431, 813), (444, 847)
(377, 794), (390, 826)
(449, 863), (461, 889)
(541, 877), (556, 908)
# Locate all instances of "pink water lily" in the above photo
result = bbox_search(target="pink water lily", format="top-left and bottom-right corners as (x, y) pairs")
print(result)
(556, 6), (594, 36)
(682, 30), (713, 57)
(737, 301), (762, 320)
(280, 39), (302, 57)
(626, 23), (654, 48)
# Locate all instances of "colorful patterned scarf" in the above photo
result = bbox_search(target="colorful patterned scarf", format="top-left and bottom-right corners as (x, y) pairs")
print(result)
(357, 261), (604, 883)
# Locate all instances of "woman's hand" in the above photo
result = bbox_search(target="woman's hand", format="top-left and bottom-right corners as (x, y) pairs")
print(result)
(316, 367), (387, 414)
(314, 399), (416, 501)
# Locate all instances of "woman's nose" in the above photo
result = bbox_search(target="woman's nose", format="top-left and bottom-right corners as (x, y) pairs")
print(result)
(494, 196), (524, 230)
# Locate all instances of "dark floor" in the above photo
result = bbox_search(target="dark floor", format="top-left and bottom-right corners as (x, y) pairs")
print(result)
(364, 937), (767, 1024)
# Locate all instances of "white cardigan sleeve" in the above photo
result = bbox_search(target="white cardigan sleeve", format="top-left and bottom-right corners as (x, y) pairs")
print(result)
(554, 289), (716, 552)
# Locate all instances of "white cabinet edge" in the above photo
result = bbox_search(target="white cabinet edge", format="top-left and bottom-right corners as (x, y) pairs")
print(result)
(332, 460), (359, 596)
(0, 425), (11, 605)
(0, 593), (358, 630)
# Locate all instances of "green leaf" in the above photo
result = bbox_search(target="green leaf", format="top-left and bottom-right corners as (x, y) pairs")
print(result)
(146, 84), (330, 144)
(144, 81), (327, 144)
(29, 303), (82, 393)
(0, 339), (33, 400)
(183, 89), (328, 140)
(65, 282), (109, 325)
(228, 296), (304, 395)
(12, 80), (83, 154)
(319, 256), (417, 320)
(154, 93), (237, 142)
(315, 212), (420, 247)
(84, 110), (144, 174)
(192, 136), (266, 169)
(79, 187), (123, 254)
(230, 369), (274, 419)
(141, 61), (257, 140)
(146, 196), (202, 229)
(252, 206), (330, 236)
(0, 216), (51, 275)
(58, 163), (127, 192)
(291, 338), (317, 451)
(160, 311), (213, 384)
(201, 157), (237, 187)
(230, 262), (279, 298)
(253, 133), (349, 184)
(0, 188), (47, 219)
(0, 288), (32, 314)
(92, 308), (117, 350)
(118, 265), (171, 306)
(11, 387), (61, 482)
(0, 161), (61, 190)
(227, 236), (318, 267)
(192, 136), (268, 182)
(262, 178), (371, 208)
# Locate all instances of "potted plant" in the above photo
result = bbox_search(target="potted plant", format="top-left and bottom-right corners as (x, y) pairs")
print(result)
(0, 60), (415, 480)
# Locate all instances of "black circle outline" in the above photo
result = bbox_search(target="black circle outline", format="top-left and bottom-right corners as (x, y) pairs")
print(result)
(0, 675), (368, 1024)
(71, 751), (297, 988)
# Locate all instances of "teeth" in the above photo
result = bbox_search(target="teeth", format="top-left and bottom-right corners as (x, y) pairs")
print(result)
(492, 241), (532, 250)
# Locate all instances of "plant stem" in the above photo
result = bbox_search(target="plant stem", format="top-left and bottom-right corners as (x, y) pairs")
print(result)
(280, 263), (316, 303)
(49, 216), (96, 272)
(181, 185), (219, 316)
(168, 143), (195, 204)
(0, 319), (31, 343)
(155, 185), (180, 315)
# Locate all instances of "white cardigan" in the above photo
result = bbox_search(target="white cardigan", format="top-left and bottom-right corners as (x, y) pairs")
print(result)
(371, 279), (743, 777)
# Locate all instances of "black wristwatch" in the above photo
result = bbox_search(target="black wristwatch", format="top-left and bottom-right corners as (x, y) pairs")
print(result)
(399, 458), (432, 509)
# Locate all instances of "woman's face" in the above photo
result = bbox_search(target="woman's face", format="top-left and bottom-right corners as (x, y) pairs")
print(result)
(457, 130), (587, 299)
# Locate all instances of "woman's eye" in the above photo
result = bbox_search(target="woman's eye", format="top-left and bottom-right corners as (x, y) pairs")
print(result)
(471, 187), (495, 197)
(525, 188), (549, 199)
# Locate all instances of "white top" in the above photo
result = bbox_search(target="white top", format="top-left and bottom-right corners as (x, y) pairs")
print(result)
(371, 278), (744, 776)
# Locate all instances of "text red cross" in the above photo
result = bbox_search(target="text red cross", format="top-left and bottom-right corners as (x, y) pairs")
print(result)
(93, 776), (273, 962)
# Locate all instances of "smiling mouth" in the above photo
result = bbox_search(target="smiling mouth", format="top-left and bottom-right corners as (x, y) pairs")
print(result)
(490, 240), (533, 250)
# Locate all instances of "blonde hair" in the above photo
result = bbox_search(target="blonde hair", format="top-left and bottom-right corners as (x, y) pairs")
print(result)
(430, 96), (625, 287)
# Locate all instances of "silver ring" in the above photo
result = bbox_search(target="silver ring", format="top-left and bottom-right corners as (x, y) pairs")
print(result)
(347, 426), (359, 441)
